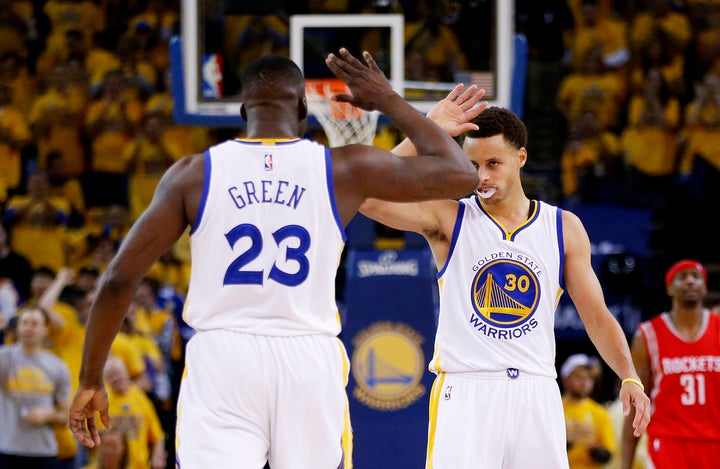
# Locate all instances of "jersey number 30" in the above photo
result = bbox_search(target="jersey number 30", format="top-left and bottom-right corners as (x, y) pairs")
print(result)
(223, 223), (310, 287)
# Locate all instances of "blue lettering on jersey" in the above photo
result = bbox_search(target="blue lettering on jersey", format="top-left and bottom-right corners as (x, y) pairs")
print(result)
(472, 251), (514, 271)
(472, 252), (544, 276)
(469, 313), (539, 340)
(228, 180), (307, 210)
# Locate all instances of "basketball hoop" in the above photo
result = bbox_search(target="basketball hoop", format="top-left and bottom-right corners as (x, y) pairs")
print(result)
(305, 78), (380, 147)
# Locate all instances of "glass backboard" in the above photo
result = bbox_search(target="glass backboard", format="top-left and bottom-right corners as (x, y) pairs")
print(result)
(172, 0), (517, 126)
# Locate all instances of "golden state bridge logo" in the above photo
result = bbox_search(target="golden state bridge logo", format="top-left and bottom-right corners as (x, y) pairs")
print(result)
(470, 259), (540, 329)
(351, 321), (426, 411)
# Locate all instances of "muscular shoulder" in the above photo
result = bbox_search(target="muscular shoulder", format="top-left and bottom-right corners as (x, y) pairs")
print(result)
(159, 153), (205, 195)
(173, 153), (205, 175)
(560, 209), (584, 232)
(560, 209), (591, 253)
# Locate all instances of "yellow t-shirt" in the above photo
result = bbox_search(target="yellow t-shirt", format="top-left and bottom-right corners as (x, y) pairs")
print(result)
(85, 98), (144, 172)
(102, 384), (165, 469)
(0, 105), (31, 190)
(571, 18), (628, 71)
(2, 69), (37, 119)
(110, 334), (147, 380)
(557, 72), (626, 129)
(43, 0), (104, 52)
(622, 127), (679, 176)
(28, 86), (88, 177)
(563, 397), (616, 469)
(5, 195), (70, 271)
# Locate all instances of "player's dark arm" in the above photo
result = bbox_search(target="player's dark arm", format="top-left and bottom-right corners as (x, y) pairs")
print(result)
(326, 50), (478, 205)
(621, 330), (651, 469)
(78, 155), (203, 388)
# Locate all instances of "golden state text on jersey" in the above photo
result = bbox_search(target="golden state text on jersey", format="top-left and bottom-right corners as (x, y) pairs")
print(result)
(469, 257), (540, 339)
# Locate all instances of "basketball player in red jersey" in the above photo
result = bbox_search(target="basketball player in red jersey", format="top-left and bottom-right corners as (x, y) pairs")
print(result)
(621, 259), (720, 469)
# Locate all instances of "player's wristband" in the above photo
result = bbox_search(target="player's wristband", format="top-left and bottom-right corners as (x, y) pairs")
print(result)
(622, 377), (644, 392)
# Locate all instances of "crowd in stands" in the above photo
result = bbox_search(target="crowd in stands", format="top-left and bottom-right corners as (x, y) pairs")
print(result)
(517, 0), (720, 266)
(1, 0), (719, 467)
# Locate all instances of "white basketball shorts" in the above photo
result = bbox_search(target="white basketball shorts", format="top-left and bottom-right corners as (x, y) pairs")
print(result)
(176, 330), (352, 469)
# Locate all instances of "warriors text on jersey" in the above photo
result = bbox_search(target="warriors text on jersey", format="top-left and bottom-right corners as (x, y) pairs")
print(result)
(639, 310), (720, 440)
(183, 138), (346, 336)
(429, 197), (564, 377)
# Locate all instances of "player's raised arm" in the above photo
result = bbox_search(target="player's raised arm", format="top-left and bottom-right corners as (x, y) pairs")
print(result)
(392, 83), (487, 157)
(358, 83), (486, 243)
(326, 49), (478, 205)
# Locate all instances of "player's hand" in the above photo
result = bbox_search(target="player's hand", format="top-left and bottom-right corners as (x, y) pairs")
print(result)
(620, 381), (651, 437)
(325, 48), (393, 112)
(426, 84), (488, 137)
(68, 386), (111, 448)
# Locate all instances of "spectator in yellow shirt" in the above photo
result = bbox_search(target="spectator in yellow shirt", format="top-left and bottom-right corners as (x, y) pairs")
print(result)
(0, 82), (31, 195)
(557, 45), (627, 132)
(3, 171), (70, 271)
(100, 356), (167, 469)
(28, 62), (88, 178)
(561, 354), (616, 469)
(123, 111), (181, 222)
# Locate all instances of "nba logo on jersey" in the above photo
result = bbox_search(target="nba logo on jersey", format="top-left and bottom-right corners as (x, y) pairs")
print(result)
(264, 154), (273, 171)
(444, 385), (453, 400)
(506, 368), (520, 379)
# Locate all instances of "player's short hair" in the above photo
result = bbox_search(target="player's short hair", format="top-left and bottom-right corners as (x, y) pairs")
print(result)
(462, 106), (528, 150)
(241, 55), (305, 96)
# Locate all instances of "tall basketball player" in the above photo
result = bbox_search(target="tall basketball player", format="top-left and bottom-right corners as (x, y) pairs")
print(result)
(622, 260), (720, 469)
(360, 104), (651, 469)
(67, 49), (483, 469)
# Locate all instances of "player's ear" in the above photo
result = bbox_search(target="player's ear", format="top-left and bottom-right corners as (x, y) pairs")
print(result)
(240, 103), (247, 122)
(299, 96), (308, 121)
(517, 147), (528, 168)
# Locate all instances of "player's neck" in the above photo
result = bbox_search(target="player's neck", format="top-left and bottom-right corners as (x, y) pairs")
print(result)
(482, 192), (532, 224)
(244, 113), (302, 139)
(669, 305), (705, 338)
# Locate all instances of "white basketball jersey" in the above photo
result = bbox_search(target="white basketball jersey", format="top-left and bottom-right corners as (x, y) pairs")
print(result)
(184, 138), (345, 336)
(429, 197), (564, 378)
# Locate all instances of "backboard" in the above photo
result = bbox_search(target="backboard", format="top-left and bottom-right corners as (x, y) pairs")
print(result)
(171, 0), (520, 127)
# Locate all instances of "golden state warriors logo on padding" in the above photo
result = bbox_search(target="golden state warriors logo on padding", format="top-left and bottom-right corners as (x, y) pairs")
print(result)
(470, 259), (540, 328)
(351, 321), (425, 411)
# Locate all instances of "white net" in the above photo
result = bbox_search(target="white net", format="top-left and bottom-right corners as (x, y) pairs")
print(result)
(305, 79), (380, 147)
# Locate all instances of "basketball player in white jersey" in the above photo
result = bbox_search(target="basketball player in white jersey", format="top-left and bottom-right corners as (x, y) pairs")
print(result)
(360, 104), (651, 469)
(67, 49), (484, 469)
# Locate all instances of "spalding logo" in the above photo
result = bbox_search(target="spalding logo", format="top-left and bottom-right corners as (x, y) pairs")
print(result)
(470, 259), (540, 328)
(351, 321), (426, 411)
